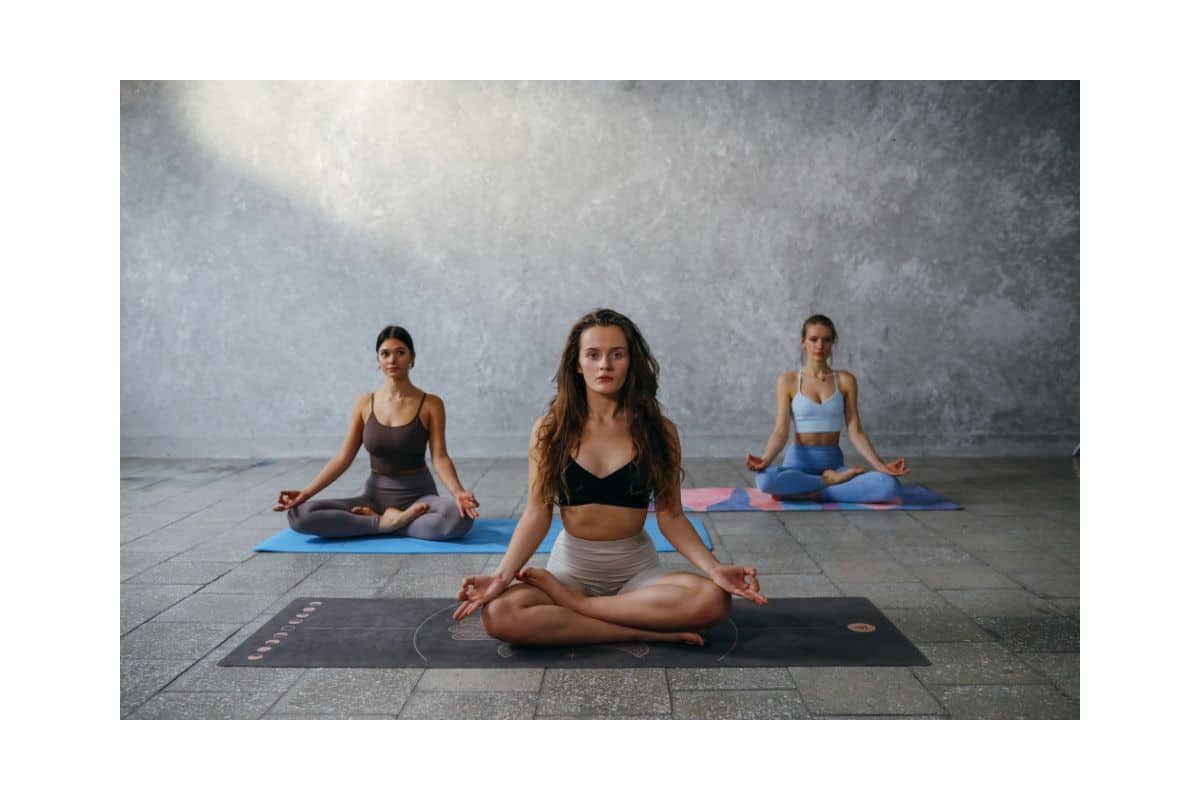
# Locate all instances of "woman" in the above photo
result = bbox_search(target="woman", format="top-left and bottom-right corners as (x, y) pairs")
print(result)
(453, 309), (766, 647)
(273, 325), (479, 539)
(746, 313), (908, 503)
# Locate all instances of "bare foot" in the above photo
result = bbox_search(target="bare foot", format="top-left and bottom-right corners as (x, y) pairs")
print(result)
(377, 502), (430, 532)
(822, 467), (866, 487)
(517, 567), (584, 611)
(651, 630), (705, 646)
(350, 506), (378, 517)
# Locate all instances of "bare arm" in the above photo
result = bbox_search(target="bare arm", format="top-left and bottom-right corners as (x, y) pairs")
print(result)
(659, 420), (766, 604)
(841, 371), (908, 476)
(492, 418), (554, 582)
(425, 395), (479, 518)
(747, 372), (794, 471)
(453, 418), (554, 619)
(274, 395), (367, 510)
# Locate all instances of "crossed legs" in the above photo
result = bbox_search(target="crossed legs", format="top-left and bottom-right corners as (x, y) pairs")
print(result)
(481, 570), (730, 647)
(755, 443), (901, 503)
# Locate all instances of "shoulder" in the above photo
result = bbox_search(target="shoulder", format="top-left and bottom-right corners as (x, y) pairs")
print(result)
(777, 371), (798, 393)
(835, 370), (858, 391)
(355, 393), (373, 414)
(423, 393), (445, 412)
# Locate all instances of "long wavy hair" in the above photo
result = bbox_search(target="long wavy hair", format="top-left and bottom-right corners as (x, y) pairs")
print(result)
(534, 309), (681, 506)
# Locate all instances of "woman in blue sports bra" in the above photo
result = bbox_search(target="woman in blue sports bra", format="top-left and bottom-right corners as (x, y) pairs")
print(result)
(272, 325), (479, 539)
(746, 313), (908, 503)
(453, 309), (767, 647)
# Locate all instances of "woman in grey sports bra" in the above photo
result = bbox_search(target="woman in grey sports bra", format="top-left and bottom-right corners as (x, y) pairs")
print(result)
(452, 308), (766, 648)
(273, 325), (479, 539)
(745, 313), (908, 503)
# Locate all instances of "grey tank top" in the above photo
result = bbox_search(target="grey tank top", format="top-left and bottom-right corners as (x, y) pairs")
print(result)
(363, 392), (429, 474)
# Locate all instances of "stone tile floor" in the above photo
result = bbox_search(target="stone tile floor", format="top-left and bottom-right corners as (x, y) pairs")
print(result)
(120, 456), (1079, 719)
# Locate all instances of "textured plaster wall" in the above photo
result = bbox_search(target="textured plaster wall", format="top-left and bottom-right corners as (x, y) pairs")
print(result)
(121, 81), (1079, 458)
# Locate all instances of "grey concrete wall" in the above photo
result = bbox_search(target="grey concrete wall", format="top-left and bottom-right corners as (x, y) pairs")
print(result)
(121, 81), (1078, 458)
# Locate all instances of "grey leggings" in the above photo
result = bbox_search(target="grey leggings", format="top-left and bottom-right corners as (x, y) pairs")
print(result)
(287, 468), (472, 540)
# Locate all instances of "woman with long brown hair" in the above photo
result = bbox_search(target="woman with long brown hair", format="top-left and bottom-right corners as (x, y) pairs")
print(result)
(453, 309), (766, 646)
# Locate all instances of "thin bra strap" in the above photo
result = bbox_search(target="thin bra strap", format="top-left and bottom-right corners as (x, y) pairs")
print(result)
(415, 392), (427, 415)
(368, 392), (375, 421)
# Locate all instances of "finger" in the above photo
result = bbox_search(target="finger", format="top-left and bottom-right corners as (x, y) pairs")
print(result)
(455, 600), (481, 620)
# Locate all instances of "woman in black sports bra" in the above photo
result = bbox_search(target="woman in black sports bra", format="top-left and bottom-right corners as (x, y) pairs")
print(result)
(453, 309), (766, 647)
(273, 325), (479, 539)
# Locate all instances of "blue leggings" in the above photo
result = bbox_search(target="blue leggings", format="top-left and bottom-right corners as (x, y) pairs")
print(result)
(754, 444), (900, 503)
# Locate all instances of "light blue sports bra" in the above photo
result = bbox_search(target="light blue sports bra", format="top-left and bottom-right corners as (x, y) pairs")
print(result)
(791, 371), (844, 433)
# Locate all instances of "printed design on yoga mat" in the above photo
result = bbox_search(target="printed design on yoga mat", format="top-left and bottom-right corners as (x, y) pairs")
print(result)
(649, 485), (961, 512)
(218, 597), (929, 668)
(243, 600), (324, 663)
(449, 614), (492, 641)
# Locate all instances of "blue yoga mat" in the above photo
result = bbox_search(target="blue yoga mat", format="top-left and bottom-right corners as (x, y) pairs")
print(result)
(255, 514), (713, 554)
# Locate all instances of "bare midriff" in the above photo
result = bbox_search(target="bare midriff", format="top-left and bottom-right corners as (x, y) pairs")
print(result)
(561, 504), (649, 541)
(795, 432), (840, 447)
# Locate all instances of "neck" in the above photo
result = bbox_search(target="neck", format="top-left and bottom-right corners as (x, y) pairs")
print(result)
(381, 377), (416, 398)
(802, 360), (831, 377)
(585, 390), (623, 422)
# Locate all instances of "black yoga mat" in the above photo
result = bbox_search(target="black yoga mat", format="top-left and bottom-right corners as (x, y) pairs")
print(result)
(219, 597), (928, 668)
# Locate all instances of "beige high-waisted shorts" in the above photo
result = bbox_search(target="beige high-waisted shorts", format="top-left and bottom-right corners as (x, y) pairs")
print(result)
(545, 528), (673, 597)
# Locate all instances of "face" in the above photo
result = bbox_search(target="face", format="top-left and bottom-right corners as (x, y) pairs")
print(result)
(802, 324), (835, 363)
(576, 325), (630, 396)
(377, 338), (414, 377)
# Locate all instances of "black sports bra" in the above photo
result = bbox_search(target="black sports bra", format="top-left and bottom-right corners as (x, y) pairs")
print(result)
(559, 457), (652, 509)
